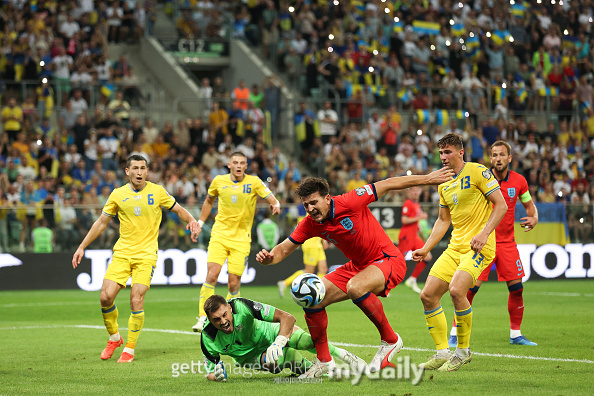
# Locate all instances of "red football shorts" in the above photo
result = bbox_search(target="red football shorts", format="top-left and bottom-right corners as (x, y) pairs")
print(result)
(478, 242), (525, 282)
(398, 232), (425, 256)
(325, 254), (406, 297)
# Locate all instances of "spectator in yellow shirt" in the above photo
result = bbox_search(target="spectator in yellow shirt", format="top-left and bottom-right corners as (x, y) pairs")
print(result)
(1, 97), (24, 143)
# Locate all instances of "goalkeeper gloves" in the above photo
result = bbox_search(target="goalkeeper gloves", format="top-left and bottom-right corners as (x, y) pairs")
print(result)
(214, 361), (227, 382)
(265, 335), (288, 364)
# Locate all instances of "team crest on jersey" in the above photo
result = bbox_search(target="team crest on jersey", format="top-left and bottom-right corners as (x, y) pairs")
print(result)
(508, 188), (516, 198)
(453, 194), (458, 205)
(482, 170), (492, 179)
(231, 195), (237, 203)
(355, 188), (365, 196)
(253, 302), (263, 311)
(134, 206), (141, 216)
(340, 217), (354, 230)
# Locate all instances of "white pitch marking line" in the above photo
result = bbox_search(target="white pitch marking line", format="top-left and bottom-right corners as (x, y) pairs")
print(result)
(0, 298), (193, 308)
(0, 324), (592, 365)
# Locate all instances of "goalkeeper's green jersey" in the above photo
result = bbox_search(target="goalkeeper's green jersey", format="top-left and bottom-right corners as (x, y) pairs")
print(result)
(201, 298), (280, 372)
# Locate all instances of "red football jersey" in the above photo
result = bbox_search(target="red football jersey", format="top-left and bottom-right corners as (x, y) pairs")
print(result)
(494, 169), (529, 243)
(399, 198), (421, 236)
(289, 184), (401, 268)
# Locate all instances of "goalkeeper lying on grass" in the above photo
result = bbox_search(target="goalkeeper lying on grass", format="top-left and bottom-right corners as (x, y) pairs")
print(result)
(201, 294), (366, 381)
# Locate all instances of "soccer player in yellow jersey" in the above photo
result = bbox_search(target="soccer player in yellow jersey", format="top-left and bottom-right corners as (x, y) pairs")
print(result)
(192, 152), (280, 332)
(412, 133), (507, 372)
(72, 155), (200, 363)
(277, 236), (329, 298)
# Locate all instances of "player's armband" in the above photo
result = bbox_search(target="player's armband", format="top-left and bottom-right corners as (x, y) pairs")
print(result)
(519, 191), (532, 203)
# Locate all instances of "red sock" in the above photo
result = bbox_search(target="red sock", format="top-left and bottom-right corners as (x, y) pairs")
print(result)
(508, 284), (524, 331)
(411, 261), (427, 279)
(453, 286), (479, 328)
(353, 292), (398, 344)
(304, 309), (331, 362)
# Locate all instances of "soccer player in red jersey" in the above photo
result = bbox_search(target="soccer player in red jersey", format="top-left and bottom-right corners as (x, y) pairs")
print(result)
(256, 168), (454, 377)
(399, 186), (432, 293)
(449, 140), (538, 347)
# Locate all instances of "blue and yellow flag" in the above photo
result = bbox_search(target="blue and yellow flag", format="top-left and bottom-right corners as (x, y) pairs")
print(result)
(466, 34), (479, 49)
(455, 110), (468, 119)
(412, 20), (440, 36)
(397, 88), (410, 103)
(451, 23), (465, 37)
(538, 87), (559, 97)
(562, 35), (578, 49)
(492, 30), (511, 45)
(511, 2), (528, 18)
(517, 85), (527, 103)
(514, 203), (569, 245)
(393, 21), (403, 33)
(493, 86), (506, 103)
(101, 83), (114, 98)
(416, 109), (431, 124)
(435, 110), (449, 126)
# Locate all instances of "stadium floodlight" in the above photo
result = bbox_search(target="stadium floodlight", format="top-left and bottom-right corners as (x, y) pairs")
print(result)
(417, 130), (423, 135)
(486, 32), (491, 37)
(372, 50), (378, 55)
(469, 32), (475, 37)
(289, 6), (294, 12)
(446, 40), (451, 46)
(430, 45), (436, 50)
(450, 19), (455, 25)
(564, 29), (569, 35)
(385, 7), (390, 13)
(502, 83), (507, 89)
(509, 36), (514, 42)
(40, 61), (45, 66)
(406, 170), (412, 176)
(368, 66), (374, 72)
(394, 17), (399, 22)
(328, 47), (333, 53)
(329, 34), (334, 40)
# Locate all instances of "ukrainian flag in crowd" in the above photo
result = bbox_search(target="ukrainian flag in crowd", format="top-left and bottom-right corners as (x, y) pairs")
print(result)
(393, 21), (403, 33)
(451, 23), (465, 36)
(514, 203), (569, 245)
(511, 2), (528, 18)
(416, 109), (431, 124)
(492, 30), (511, 45)
(493, 86), (506, 103)
(346, 83), (364, 98)
(352, 0), (365, 20)
(397, 88), (410, 103)
(101, 83), (114, 98)
(435, 110), (449, 126)
(562, 34), (578, 49)
(539, 87), (559, 97)
(517, 85), (527, 103)
(412, 20), (440, 36)
(466, 34), (479, 49)
(455, 110), (468, 119)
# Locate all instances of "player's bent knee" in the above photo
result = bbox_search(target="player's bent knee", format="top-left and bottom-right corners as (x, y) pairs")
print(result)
(420, 290), (438, 308)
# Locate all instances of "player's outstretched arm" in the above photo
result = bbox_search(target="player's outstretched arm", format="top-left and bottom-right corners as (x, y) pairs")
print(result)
(374, 167), (454, 198)
(265, 308), (296, 365)
(265, 194), (281, 215)
(170, 204), (199, 242)
(520, 199), (538, 232)
(470, 189), (507, 253)
(72, 213), (111, 269)
(256, 238), (299, 266)
(412, 206), (451, 262)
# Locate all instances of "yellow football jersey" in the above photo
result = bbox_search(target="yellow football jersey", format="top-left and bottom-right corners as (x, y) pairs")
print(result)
(103, 182), (176, 259)
(209, 174), (272, 243)
(438, 162), (500, 252)
(302, 236), (323, 250)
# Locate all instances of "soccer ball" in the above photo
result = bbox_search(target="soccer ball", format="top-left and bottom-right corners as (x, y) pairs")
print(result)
(290, 273), (326, 308)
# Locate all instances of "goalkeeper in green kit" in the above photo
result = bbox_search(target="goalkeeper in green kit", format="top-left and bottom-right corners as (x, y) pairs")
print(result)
(200, 295), (365, 381)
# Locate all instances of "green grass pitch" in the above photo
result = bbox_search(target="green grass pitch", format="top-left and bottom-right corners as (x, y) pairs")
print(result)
(1, 280), (593, 395)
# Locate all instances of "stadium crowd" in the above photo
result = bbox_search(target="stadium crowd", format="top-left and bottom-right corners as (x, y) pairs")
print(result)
(0, 0), (593, 253)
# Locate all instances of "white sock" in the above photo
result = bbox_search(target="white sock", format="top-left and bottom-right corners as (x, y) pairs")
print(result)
(436, 348), (450, 358)
(123, 347), (134, 355)
(109, 333), (121, 342)
(455, 347), (469, 358)
(450, 326), (457, 336)
(510, 329), (522, 338)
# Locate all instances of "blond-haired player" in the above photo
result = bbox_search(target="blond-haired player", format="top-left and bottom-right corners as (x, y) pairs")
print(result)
(72, 155), (200, 363)
(193, 152), (280, 332)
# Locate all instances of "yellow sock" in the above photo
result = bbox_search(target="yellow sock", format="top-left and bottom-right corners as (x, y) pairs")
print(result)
(285, 270), (304, 287)
(226, 290), (240, 300)
(199, 282), (215, 317)
(424, 305), (448, 350)
(455, 307), (473, 349)
(101, 303), (119, 335)
(125, 310), (144, 349)
(317, 272), (325, 279)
